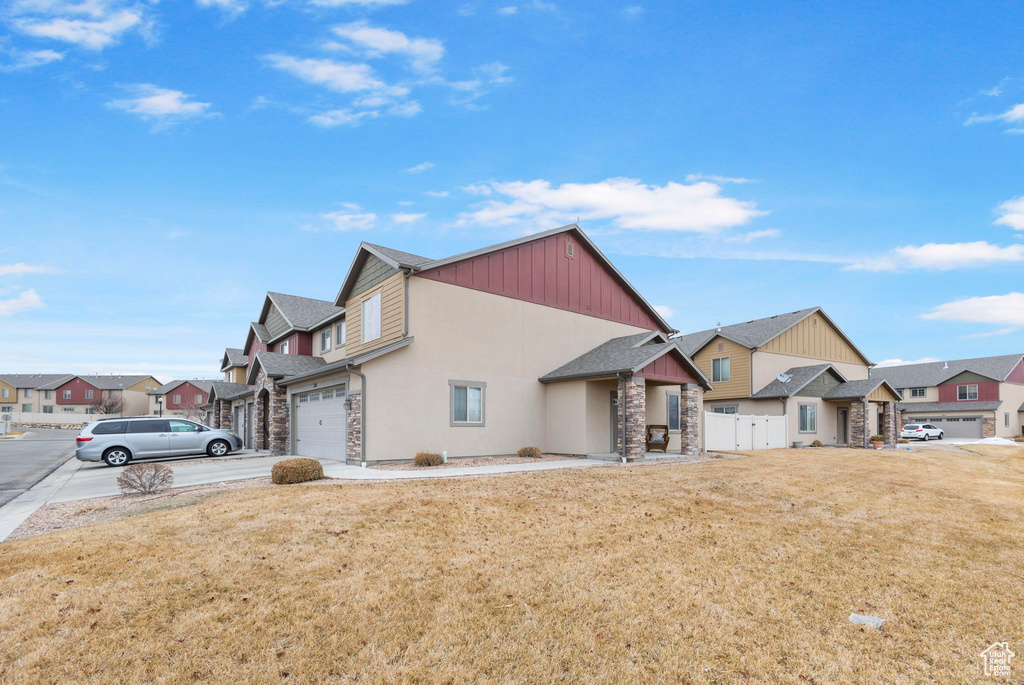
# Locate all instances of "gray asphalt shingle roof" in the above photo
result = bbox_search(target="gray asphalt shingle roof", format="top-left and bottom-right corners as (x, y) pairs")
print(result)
(539, 332), (710, 387)
(209, 381), (252, 401)
(148, 379), (216, 395)
(899, 401), (1003, 413)
(870, 354), (1024, 388)
(823, 378), (897, 401)
(251, 352), (327, 380)
(34, 375), (156, 391)
(251, 322), (271, 343)
(267, 292), (344, 331)
(675, 307), (821, 356)
(750, 364), (841, 399)
(0, 373), (74, 389)
(222, 348), (248, 368)
(363, 243), (435, 270)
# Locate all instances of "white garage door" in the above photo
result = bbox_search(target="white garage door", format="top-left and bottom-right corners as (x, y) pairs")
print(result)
(907, 416), (983, 439)
(294, 387), (347, 460)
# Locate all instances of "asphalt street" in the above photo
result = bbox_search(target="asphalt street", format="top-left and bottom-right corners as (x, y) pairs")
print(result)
(0, 428), (78, 508)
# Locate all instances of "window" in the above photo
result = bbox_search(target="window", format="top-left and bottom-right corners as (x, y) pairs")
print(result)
(712, 357), (731, 383)
(712, 405), (738, 414)
(42, 406), (53, 414)
(22, 404), (31, 412)
(0, 388), (7, 398)
(44, 391), (51, 399)
(92, 420), (128, 435)
(910, 388), (926, 398)
(280, 340), (290, 354)
(362, 293), (382, 343)
(129, 419), (169, 433)
(173, 394), (181, 404)
(85, 389), (94, 400)
(337, 321), (346, 347)
(957, 384), (978, 401)
(63, 390), (72, 399)
(169, 420), (201, 432)
(321, 328), (331, 352)
(194, 394), (203, 403)
(1006, 413), (1011, 427)
(450, 380), (485, 426)
(667, 393), (681, 432)
(799, 404), (817, 432)
(62, 407), (74, 412)
(321, 388), (334, 400)
(24, 389), (31, 398)
(84, 408), (96, 415)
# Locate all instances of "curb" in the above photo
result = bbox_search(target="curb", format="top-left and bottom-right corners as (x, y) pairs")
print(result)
(0, 454), (84, 542)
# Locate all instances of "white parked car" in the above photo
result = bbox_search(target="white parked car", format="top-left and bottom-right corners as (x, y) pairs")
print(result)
(900, 423), (944, 441)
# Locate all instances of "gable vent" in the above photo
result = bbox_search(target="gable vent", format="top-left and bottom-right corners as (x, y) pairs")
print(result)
(717, 342), (724, 351)
(565, 242), (575, 258)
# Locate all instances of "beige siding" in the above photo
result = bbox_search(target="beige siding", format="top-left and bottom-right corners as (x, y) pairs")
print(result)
(752, 351), (870, 391)
(314, 323), (348, 364)
(997, 382), (1024, 437)
(898, 386), (940, 403)
(692, 336), (751, 400)
(868, 386), (900, 402)
(760, 314), (868, 365)
(0, 379), (14, 403)
(345, 271), (405, 358)
(126, 377), (160, 392)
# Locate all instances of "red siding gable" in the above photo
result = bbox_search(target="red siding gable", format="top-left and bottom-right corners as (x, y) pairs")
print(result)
(165, 382), (210, 409)
(417, 230), (668, 332)
(938, 381), (1000, 403)
(1006, 358), (1024, 385)
(636, 352), (700, 384)
(55, 378), (100, 405)
(272, 332), (312, 356)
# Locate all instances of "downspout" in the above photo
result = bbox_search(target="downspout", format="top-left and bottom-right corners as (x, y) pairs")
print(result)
(618, 373), (628, 463)
(403, 271), (410, 337)
(348, 365), (367, 467)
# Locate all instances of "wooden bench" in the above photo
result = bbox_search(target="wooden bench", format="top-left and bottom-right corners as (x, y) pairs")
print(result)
(646, 424), (669, 452)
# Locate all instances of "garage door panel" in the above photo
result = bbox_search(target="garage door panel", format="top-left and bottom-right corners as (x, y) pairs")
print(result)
(295, 389), (347, 460)
(906, 416), (982, 439)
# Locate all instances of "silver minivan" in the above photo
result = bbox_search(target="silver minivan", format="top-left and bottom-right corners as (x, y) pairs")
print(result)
(76, 417), (243, 466)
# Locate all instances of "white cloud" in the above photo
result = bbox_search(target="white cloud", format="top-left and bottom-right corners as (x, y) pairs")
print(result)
(195, 0), (248, 15)
(309, 0), (408, 6)
(653, 304), (674, 319)
(0, 48), (64, 72)
(322, 210), (376, 230)
(685, 173), (756, 184)
(406, 161), (434, 173)
(266, 55), (404, 96)
(391, 212), (425, 223)
(497, 6), (517, 14)
(0, 289), (43, 316)
(922, 292), (1024, 327)
(965, 103), (1024, 128)
(961, 327), (1019, 338)
(308, 108), (379, 127)
(424, 190), (450, 198)
(874, 357), (941, 368)
(622, 5), (644, 17)
(108, 84), (215, 129)
(330, 21), (443, 73)
(456, 177), (767, 233)
(848, 241), (1024, 272)
(0, 263), (56, 276)
(14, 7), (144, 50)
(995, 196), (1024, 232)
(725, 229), (780, 243)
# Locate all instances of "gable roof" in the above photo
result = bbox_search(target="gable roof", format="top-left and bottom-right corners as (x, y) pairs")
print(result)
(822, 378), (902, 401)
(244, 322), (272, 355)
(0, 373), (75, 389)
(208, 381), (253, 401)
(262, 292), (344, 335)
(870, 354), (1024, 388)
(333, 224), (675, 333)
(675, 307), (872, 366)
(34, 375), (157, 391)
(278, 336), (416, 387)
(148, 379), (216, 396)
(539, 331), (711, 388)
(221, 348), (248, 371)
(750, 364), (847, 399)
(246, 352), (328, 385)
(899, 400), (1003, 413)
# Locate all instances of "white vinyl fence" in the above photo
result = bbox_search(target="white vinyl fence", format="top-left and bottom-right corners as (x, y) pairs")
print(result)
(705, 412), (788, 451)
(4, 411), (95, 425)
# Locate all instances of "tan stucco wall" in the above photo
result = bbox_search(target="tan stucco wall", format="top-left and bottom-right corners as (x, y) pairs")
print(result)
(760, 313), (869, 366)
(997, 382), (1024, 437)
(314, 321), (348, 364)
(692, 336), (750, 400)
(896, 386), (940, 403)
(357, 277), (656, 461)
(543, 381), (588, 455)
(752, 350), (870, 392)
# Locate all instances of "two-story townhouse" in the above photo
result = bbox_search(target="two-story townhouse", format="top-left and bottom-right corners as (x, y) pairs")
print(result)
(147, 380), (216, 418)
(32, 375), (160, 416)
(676, 307), (902, 447)
(870, 354), (1024, 439)
(0, 374), (75, 414)
(220, 349), (248, 383)
(225, 224), (711, 464)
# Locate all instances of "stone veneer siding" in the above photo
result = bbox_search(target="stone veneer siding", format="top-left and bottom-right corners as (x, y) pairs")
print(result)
(346, 392), (362, 463)
(850, 400), (868, 448)
(621, 376), (646, 461)
(983, 417), (996, 438)
(268, 383), (289, 455)
(679, 383), (700, 456)
(218, 400), (231, 431)
(882, 402), (897, 447)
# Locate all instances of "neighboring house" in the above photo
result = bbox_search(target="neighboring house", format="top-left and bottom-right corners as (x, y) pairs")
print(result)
(147, 379), (216, 418)
(211, 224), (710, 463)
(870, 354), (1024, 439)
(676, 307), (902, 447)
(220, 348), (248, 383)
(208, 381), (255, 445)
(0, 374), (161, 416)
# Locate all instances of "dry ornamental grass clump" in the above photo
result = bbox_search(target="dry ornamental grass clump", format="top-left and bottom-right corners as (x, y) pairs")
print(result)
(413, 452), (443, 467)
(271, 458), (324, 484)
(517, 446), (542, 459)
(116, 463), (174, 495)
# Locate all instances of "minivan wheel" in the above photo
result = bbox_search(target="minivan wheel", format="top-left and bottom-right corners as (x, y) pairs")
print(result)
(103, 448), (132, 467)
(207, 440), (230, 457)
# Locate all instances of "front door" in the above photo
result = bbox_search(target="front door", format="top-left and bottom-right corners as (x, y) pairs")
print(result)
(246, 401), (254, 449)
(609, 390), (620, 452)
(837, 408), (848, 445)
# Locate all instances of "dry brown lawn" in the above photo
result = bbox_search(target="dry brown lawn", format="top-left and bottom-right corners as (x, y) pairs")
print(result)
(2, 446), (1023, 684)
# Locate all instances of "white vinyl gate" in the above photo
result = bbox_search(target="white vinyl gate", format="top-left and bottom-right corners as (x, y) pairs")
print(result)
(294, 387), (347, 460)
(705, 412), (788, 451)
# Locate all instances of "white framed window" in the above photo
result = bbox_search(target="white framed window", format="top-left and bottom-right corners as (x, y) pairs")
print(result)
(63, 390), (72, 399)
(24, 389), (31, 398)
(362, 292), (382, 343)
(44, 390), (51, 399)
(667, 392), (681, 432)
(712, 357), (730, 383)
(0, 406), (11, 413)
(85, 389), (94, 400)
(42, 406), (53, 414)
(910, 387), (926, 398)
(22, 404), (31, 412)
(63, 407), (74, 412)
(280, 340), (290, 354)
(321, 328), (331, 352)
(0, 388), (7, 398)
(712, 405), (739, 414)
(85, 408), (96, 415)
(173, 394), (181, 404)
(194, 394), (203, 403)
(1006, 413), (1011, 427)
(450, 380), (485, 426)
(337, 321), (346, 347)
(799, 403), (817, 432)
(957, 384), (978, 401)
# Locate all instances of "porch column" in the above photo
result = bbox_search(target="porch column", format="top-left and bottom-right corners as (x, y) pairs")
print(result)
(346, 392), (362, 463)
(254, 394), (267, 451)
(211, 400), (221, 429)
(882, 401), (896, 447)
(850, 400), (868, 449)
(219, 401), (232, 432)
(268, 382), (290, 455)
(983, 416), (996, 438)
(896, 406), (903, 436)
(679, 383), (700, 456)
(620, 376), (646, 461)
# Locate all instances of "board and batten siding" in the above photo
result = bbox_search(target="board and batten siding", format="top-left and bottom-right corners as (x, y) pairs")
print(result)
(693, 336), (751, 400)
(759, 313), (867, 365)
(125, 377), (160, 392)
(0, 378), (15, 400)
(345, 271), (406, 357)
(868, 385), (901, 402)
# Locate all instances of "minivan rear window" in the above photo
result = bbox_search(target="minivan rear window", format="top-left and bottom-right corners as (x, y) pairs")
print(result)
(92, 421), (127, 435)
(129, 419), (169, 433)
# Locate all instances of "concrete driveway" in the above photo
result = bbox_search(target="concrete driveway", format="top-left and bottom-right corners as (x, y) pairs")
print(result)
(0, 428), (78, 507)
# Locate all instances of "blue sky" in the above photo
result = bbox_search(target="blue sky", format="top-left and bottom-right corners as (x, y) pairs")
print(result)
(1, 0), (1022, 380)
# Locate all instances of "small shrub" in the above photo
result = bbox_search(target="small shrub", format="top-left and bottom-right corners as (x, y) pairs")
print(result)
(517, 446), (542, 459)
(272, 458), (324, 484)
(869, 435), (884, 443)
(117, 463), (174, 495)
(810, 440), (823, 448)
(414, 452), (443, 467)
(897, 438), (910, 444)
(1014, 435), (1024, 443)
